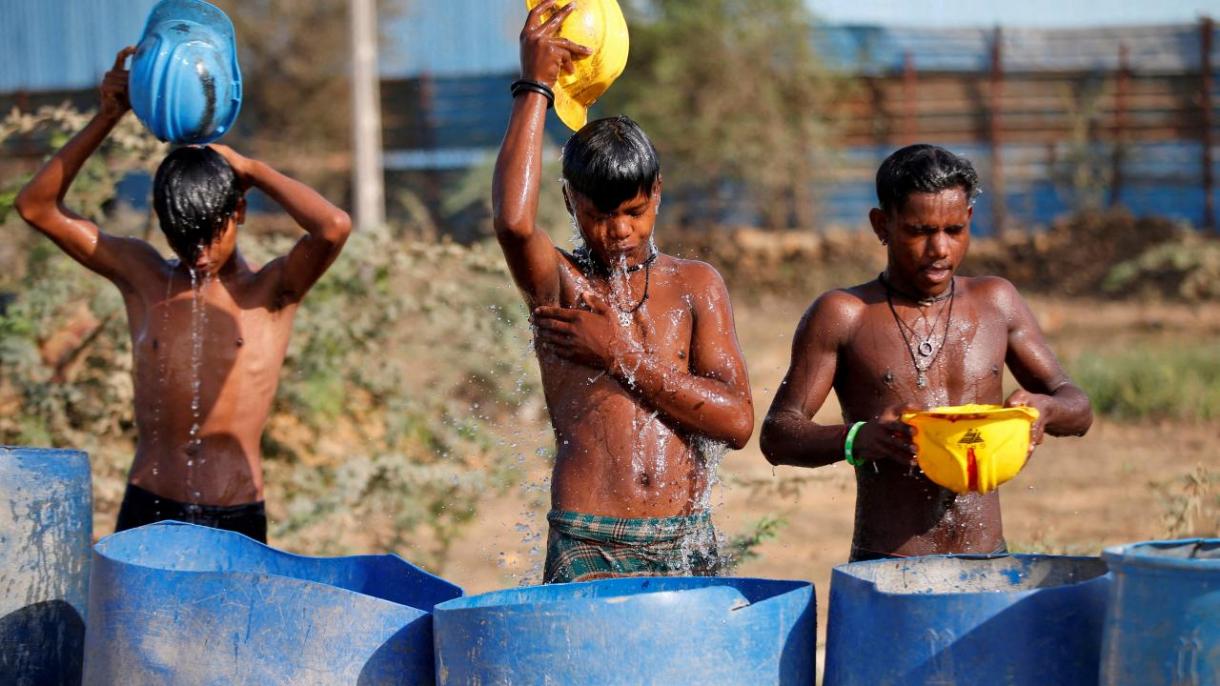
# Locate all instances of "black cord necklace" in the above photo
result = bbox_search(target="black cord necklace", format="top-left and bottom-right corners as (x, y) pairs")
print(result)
(881, 273), (955, 389)
(574, 247), (658, 313)
(878, 271), (954, 305)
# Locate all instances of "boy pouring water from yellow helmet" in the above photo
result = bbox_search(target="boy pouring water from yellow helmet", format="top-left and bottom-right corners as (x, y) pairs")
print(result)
(495, 0), (755, 583)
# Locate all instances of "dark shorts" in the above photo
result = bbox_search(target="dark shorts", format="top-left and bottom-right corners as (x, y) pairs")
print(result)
(849, 541), (1009, 563)
(115, 483), (267, 543)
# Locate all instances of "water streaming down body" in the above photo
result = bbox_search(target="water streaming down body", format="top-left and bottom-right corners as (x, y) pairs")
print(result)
(149, 273), (177, 484)
(533, 227), (729, 576)
(607, 245), (725, 573)
(607, 251), (664, 481)
(186, 267), (208, 506)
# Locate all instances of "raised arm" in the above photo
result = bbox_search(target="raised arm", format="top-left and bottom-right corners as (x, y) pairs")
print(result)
(210, 145), (351, 304)
(493, 0), (590, 307)
(14, 47), (162, 287)
(760, 291), (917, 468)
(994, 277), (1093, 444)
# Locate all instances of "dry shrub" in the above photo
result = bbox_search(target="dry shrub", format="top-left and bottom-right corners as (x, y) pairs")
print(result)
(966, 209), (1182, 297)
(667, 227), (883, 299)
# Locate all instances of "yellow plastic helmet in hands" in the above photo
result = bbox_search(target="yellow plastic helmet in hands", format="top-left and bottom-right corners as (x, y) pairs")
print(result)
(901, 404), (1039, 494)
(525, 0), (630, 131)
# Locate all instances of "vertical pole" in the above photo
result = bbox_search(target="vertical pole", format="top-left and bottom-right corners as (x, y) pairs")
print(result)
(902, 51), (917, 145)
(1109, 43), (1130, 208)
(419, 72), (443, 214)
(350, 0), (385, 230)
(1202, 17), (1215, 231)
(990, 26), (1006, 237)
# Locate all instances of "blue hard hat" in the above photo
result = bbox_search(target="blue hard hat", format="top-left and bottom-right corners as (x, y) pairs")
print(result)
(129, 0), (242, 145)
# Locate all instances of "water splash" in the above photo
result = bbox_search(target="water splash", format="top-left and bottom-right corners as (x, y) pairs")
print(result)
(150, 272), (177, 480)
(186, 267), (208, 504)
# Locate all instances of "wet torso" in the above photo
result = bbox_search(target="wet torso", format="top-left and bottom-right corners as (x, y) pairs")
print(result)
(123, 258), (296, 506)
(541, 252), (713, 519)
(836, 276), (1011, 556)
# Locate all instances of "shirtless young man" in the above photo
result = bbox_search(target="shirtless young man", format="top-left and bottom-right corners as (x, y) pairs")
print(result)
(496, 1), (753, 583)
(15, 49), (351, 542)
(760, 144), (1092, 561)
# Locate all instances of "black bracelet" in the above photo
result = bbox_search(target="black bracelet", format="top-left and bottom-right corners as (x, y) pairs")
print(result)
(510, 78), (555, 109)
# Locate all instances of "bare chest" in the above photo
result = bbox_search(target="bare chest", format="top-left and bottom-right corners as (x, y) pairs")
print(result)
(558, 264), (696, 363)
(839, 302), (1009, 408)
(129, 286), (293, 383)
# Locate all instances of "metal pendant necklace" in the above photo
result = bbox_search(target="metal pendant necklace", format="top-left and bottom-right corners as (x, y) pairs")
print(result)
(881, 272), (955, 389)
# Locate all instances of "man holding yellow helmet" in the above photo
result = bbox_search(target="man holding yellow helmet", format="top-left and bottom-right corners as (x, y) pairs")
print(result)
(761, 145), (1093, 562)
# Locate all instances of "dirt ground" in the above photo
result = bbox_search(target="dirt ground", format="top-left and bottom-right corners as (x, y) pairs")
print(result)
(436, 295), (1220, 657)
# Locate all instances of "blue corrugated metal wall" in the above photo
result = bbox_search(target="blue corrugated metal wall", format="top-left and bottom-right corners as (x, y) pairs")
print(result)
(4, 4), (1216, 89)
(380, 0), (519, 78)
(3, 3), (1215, 230)
(819, 142), (1220, 234)
(0, 0), (157, 93)
(812, 23), (1220, 74)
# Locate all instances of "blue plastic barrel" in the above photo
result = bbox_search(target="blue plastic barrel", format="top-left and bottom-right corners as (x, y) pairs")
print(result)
(824, 554), (1110, 685)
(0, 446), (92, 685)
(1101, 538), (1220, 686)
(433, 576), (815, 685)
(82, 521), (462, 685)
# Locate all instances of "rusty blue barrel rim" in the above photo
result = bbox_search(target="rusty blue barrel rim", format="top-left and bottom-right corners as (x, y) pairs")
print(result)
(92, 520), (461, 609)
(85, 521), (462, 684)
(1103, 538), (1220, 571)
(843, 552), (1109, 596)
(436, 574), (811, 610)
(433, 576), (816, 686)
(825, 553), (1112, 686)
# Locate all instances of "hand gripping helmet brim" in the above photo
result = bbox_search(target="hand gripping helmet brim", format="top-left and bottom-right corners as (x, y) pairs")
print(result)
(129, 0), (242, 145)
(525, 0), (629, 131)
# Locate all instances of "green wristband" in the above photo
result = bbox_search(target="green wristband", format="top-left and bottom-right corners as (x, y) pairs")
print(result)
(844, 421), (867, 467)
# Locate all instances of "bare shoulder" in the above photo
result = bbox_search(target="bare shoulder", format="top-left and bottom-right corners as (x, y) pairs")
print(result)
(663, 254), (728, 291)
(793, 283), (871, 349)
(229, 256), (299, 313)
(103, 236), (172, 291)
(658, 255), (732, 311)
(961, 274), (1020, 300)
(813, 281), (871, 327)
(960, 275), (1029, 320)
(106, 235), (168, 266)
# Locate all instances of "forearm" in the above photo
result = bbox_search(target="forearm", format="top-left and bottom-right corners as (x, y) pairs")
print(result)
(492, 93), (549, 239)
(760, 411), (849, 468)
(16, 113), (119, 221)
(611, 349), (753, 449)
(1041, 383), (1093, 436)
(246, 160), (349, 240)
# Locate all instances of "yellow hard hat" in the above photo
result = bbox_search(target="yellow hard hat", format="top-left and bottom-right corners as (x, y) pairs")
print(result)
(525, 0), (630, 131)
(901, 404), (1039, 495)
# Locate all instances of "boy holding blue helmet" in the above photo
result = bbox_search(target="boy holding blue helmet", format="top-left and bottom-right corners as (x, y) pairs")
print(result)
(15, 49), (352, 542)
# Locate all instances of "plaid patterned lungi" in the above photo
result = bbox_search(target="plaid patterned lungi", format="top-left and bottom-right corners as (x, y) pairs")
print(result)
(542, 509), (720, 584)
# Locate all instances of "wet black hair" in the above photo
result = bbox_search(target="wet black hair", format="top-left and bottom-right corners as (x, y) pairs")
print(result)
(561, 115), (661, 214)
(152, 146), (241, 262)
(876, 144), (981, 213)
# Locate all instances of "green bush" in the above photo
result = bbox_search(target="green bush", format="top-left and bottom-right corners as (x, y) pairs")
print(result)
(1, 105), (538, 571)
(1071, 344), (1220, 421)
(1104, 235), (1220, 302)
